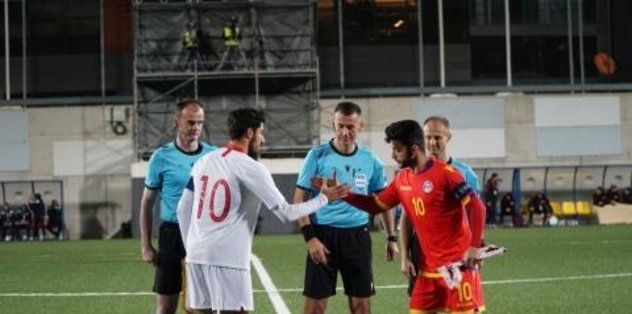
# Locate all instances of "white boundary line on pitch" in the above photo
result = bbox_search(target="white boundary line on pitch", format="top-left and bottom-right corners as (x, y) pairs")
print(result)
(250, 254), (291, 314)
(0, 292), (154, 297)
(259, 272), (632, 293)
(1, 272), (631, 297)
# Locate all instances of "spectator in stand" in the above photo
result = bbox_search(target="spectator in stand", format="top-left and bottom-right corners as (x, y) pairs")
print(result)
(13, 204), (33, 241)
(484, 173), (501, 227)
(593, 187), (612, 207)
(46, 199), (63, 240)
(29, 193), (47, 241)
(499, 192), (516, 225)
(622, 187), (632, 204)
(1, 202), (10, 241)
(607, 185), (621, 203)
(5, 204), (19, 241)
(527, 192), (552, 226)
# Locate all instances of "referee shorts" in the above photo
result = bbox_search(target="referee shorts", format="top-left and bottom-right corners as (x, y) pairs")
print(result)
(153, 222), (186, 295)
(303, 224), (375, 299)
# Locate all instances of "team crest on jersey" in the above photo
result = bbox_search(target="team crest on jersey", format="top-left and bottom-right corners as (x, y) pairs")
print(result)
(422, 180), (433, 193)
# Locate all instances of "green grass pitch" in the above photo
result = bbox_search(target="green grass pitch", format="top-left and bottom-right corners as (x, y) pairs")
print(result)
(1, 225), (631, 313)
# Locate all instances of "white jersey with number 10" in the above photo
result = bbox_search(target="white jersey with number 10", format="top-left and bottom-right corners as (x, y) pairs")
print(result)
(177, 146), (329, 270)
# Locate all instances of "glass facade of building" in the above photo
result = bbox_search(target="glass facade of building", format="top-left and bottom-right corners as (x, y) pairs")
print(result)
(1, 0), (630, 99)
(317, 0), (632, 94)
(1, 0), (132, 99)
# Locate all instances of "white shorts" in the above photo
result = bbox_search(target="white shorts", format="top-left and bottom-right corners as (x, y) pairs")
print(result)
(185, 263), (253, 311)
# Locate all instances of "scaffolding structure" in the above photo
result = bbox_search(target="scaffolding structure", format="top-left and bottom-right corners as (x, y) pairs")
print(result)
(132, 0), (320, 159)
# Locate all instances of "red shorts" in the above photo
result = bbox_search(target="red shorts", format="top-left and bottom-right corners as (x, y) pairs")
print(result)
(471, 269), (485, 312)
(410, 268), (484, 313)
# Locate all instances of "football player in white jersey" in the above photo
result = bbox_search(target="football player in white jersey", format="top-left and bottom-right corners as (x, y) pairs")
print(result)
(177, 108), (348, 314)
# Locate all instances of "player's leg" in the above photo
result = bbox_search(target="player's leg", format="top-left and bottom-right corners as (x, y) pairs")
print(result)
(347, 296), (370, 314)
(470, 269), (485, 313)
(156, 294), (179, 314)
(445, 268), (482, 314)
(303, 298), (329, 314)
(303, 225), (338, 314)
(187, 264), (253, 314)
(154, 222), (185, 314)
(218, 266), (253, 313)
(180, 260), (193, 314)
(185, 263), (214, 314)
(409, 274), (445, 314)
(339, 226), (374, 314)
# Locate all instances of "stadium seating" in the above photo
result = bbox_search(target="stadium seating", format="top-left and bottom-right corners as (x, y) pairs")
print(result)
(550, 201), (563, 217)
(523, 200), (596, 226)
(576, 201), (593, 216)
(561, 201), (577, 216)
(521, 203), (529, 215)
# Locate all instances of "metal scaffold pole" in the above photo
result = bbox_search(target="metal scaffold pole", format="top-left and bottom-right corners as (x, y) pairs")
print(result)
(4, 0), (10, 100)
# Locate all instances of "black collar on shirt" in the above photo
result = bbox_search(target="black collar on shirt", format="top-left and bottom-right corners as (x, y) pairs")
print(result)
(328, 139), (358, 157)
(174, 140), (204, 156)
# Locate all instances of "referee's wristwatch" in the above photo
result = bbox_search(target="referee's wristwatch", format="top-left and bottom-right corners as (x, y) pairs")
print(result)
(387, 235), (398, 243)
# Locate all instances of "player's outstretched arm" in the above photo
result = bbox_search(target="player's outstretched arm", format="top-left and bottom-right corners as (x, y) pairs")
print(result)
(272, 180), (348, 221)
(343, 192), (389, 215)
(241, 161), (348, 222)
(319, 178), (349, 202)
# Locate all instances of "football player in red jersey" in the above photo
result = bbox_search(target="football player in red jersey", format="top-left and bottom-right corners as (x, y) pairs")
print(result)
(343, 119), (487, 314)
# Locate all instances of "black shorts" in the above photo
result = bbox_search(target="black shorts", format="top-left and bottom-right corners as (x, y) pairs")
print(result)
(303, 224), (375, 299)
(153, 222), (186, 295)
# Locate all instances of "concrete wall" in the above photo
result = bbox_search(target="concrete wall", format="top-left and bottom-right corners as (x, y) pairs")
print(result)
(0, 106), (134, 239)
(2, 92), (631, 238)
(321, 93), (632, 177)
